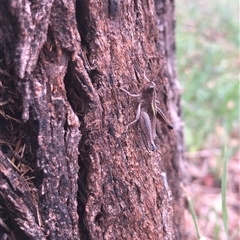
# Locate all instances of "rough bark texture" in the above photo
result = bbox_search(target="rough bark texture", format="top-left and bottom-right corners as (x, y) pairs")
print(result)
(0, 0), (184, 239)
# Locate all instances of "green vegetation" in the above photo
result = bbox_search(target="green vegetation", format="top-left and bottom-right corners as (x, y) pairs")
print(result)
(175, 1), (239, 239)
(187, 195), (201, 239)
(175, 0), (239, 153)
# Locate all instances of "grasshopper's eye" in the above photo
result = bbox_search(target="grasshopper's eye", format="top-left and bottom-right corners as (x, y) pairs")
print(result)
(146, 85), (155, 92)
(145, 85), (154, 93)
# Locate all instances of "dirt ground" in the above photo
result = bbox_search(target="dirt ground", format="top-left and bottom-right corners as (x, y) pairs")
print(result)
(184, 148), (239, 240)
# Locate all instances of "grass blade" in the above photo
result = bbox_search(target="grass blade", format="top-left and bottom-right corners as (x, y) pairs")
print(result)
(187, 196), (201, 239)
(221, 143), (229, 239)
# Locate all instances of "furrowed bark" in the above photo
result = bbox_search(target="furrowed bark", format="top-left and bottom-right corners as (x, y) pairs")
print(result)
(0, 0), (185, 239)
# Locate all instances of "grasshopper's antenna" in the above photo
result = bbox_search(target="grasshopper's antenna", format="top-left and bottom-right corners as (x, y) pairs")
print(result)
(143, 72), (150, 82)
(119, 87), (141, 97)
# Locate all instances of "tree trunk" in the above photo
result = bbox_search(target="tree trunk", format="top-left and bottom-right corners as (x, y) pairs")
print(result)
(0, 0), (185, 239)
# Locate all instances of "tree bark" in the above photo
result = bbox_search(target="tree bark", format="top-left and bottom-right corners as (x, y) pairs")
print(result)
(0, 0), (185, 239)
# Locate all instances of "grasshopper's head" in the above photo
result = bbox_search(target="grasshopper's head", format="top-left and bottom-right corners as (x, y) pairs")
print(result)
(142, 82), (156, 95)
(142, 73), (156, 92)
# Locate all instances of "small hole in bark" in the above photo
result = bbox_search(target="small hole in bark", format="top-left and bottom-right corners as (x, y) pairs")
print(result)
(108, 0), (118, 19)
(108, 123), (115, 137)
(94, 212), (104, 226)
(89, 69), (102, 89)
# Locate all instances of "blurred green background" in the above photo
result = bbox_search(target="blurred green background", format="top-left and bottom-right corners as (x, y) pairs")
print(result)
(175, 0), (239, 155)
(175, 0), (239, 239)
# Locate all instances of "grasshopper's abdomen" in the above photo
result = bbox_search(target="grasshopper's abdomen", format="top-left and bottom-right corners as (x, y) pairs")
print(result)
(139, 111), (157, 151)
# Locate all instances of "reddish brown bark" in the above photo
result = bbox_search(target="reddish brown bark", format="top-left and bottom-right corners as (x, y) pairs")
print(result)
(0, 0), (185, 239)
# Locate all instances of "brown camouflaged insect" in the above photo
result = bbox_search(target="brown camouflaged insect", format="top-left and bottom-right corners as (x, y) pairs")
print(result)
(120, 74), (173, 151)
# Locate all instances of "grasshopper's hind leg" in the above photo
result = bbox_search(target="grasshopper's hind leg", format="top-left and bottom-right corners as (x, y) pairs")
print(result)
(156, 107), (174, 130)
(125, 103), (142, 131)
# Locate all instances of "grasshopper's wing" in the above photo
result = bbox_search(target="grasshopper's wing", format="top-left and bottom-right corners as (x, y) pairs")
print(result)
(139, 111), (157, 151)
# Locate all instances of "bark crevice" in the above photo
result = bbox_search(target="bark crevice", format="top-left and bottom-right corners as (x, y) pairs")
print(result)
(0, 0), (185, 239)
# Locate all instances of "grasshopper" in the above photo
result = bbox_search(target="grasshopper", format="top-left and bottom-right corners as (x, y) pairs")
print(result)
(120, 75), (173, 151)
